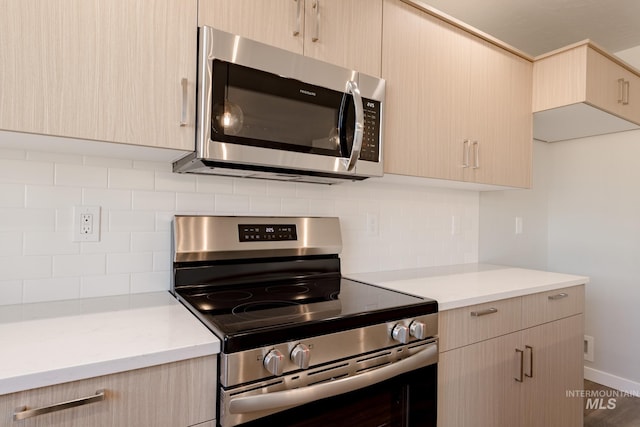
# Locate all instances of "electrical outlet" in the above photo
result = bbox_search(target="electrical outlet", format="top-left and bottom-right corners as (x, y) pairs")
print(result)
(515, 216), (523, 235)
(584, 335), (595, 362)
(73, 206), (101, 242)
(366, 213), (379, 237)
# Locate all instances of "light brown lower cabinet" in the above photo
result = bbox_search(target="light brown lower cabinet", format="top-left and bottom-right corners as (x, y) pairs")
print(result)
(0, 355), (216, 427)
(437, 286), (584, 427)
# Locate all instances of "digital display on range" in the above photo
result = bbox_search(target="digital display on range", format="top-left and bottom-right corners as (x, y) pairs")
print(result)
(238, 224), (298, 242)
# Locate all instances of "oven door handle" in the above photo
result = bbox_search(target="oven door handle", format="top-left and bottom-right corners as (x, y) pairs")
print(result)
(228, 342), (438, 415)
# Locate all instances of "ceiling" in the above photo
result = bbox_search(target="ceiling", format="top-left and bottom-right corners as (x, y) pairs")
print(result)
(418, 0), (640, 57)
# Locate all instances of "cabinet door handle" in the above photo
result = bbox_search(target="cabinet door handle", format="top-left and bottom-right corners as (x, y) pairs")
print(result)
(293, 0), (302, 36)
(618, 78), (625, 103)
(462, 139), (470, 168)
(548, 292), (568, 300)
(525, 345), (533, 378)
(515, 349), (524, 382)
(472, 140), (480, 169)
(624, 80), (630, 105)
(180, 78), (188, 127)
(13, 389), (105, 421)
(312, 0), (320, 42)
(470, 307), (498, 317)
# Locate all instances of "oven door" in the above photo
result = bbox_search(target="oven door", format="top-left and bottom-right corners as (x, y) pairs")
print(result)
(186, 26), (384, 180)
(220, 340), (437, 427)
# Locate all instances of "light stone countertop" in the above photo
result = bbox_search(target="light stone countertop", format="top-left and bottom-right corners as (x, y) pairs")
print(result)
(346, 264), (589, 311)
(0, 292), (220, 395)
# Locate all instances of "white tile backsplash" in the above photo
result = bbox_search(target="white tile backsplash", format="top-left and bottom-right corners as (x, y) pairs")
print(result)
(0, 147), (479, 305)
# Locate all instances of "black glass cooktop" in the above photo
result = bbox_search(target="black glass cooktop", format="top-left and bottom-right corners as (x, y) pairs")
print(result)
(175, 277), (437, 353)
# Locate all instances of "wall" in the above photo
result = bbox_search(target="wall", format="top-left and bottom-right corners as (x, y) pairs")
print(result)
(0, 145), (479, 305)
(480, 45), (640, 391)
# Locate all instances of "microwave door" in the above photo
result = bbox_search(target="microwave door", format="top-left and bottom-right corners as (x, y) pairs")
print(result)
(338, 81), (364, 172)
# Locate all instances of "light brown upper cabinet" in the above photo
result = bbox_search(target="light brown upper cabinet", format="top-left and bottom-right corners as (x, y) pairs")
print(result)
(382, 0), (533, 188)
(0, 0), (197, 151)
(533, 41), (640, 142)
(199, 0), (382, 77)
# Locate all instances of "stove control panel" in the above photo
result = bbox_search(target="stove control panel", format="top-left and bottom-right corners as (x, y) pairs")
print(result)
(290, 344), (311, 369)
(263, 349), (285, 376)
(238, 224), (298, 242)
(391, 324), (409, 344)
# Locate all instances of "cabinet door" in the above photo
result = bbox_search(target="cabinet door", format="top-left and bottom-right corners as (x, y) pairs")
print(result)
(0, 356), (216, 427)
(382, 0), (468, 181)
(438, 332), (521, 427)
(198, 0), (303, 54)
(466, 37), (532, 188)
(520, 315), (584, 427)
(0, 0), (197, 150)
(587, 48), (640, 125)
(303, 0), (382, 77)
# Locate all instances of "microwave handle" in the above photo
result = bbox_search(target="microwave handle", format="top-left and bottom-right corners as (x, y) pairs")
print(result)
(342, 80), (364, 171)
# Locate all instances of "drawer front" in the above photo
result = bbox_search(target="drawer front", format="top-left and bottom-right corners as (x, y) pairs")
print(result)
(439, 297), (522, 352)
(521, 285), (585, 328)
(0, 356), (216, 427)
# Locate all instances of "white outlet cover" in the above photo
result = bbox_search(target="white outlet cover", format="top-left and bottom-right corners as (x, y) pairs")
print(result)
(73, 206), (101, 242)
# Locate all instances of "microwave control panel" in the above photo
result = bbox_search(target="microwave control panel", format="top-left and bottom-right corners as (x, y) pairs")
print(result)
(359, 98), (381, 162)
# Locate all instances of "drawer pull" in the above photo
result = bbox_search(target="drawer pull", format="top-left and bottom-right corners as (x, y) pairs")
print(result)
(13, 389), (105, 421)
(548, 293), (568, 301)
(525, 345), (533, 378)
(515, 348), (524, 382)
(470, 308), (498, 317)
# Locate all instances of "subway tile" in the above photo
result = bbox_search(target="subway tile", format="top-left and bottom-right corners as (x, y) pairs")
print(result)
(176, 192), (215, 213)
(108, 168), (154, 190)
(0, 280), (23, 305)
(308, 198), (335, 216)
(130, 271), (170, 293)
(155, 212), (175, 232)
(107, 252), (152, 274)
(81, 274), (130, 298)
(55, 207), (75, 232)
(24, 231), (79, 256)
(155, 171), (196, 192)
(28, 151), (83, 164)
(83, 188), (132, 210)
(53, 254), (106, 277)
(55, 164), (108, 188)
(266, 181), (297, 197)
(215, 194), (250, 213)
(0, 183), (24, 208)
(296, 182), (329, 198)
(133, 160), (171, 172)
(26, 186), (82, 208)
(84, 156), (133, 169)
(249, 196), (281, 214)
(131, 232), (171, 253)
(132, 190), (176, 211)
(153, 251), (171, 272)
(234, 179), (267, 196)
(0, 147), (26, 160)
(281, 198), (309, 215)
(109, 211), (156, 232)
(0, 209), (55, 232)
(0, 256), (52, 280)
(23, 277), (81, 303)
(80, 232), (131, 254)
(197, 175), (234, 194)
(0, 232), (22, 256)
(0, 158), (54, 185)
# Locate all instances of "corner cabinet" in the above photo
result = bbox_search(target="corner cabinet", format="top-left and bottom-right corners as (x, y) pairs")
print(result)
(437, 285), (585, 427)
(533, 40), (640, 142)
(198, 0), (382, 77)
(0, 356), (216, 427)
(0, 0), (197, 151)
(382, 0), (532, 188)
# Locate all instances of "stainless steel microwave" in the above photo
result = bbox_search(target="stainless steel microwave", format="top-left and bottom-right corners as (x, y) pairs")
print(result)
(173, 26), (385, 184)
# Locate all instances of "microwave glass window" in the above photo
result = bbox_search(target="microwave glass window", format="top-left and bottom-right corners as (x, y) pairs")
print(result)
(211, 60), (354, 157)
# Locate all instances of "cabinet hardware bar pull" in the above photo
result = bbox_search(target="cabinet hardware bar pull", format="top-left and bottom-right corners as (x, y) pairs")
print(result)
(548, 292), (568, 300)
(13, 389), (105, 421)
(312, 0), (320, 42)
(462, 139), (470, 168)
(293, 0), (302, 36)
(470, 307), (497, 317)
(618, 78), (625, 103)
(180, 78), (188, 127)
(525, 345), (533, 378)
(624, 80), (630, 105)
(472, 140), (480, 169)
(515, 349), (524, 382)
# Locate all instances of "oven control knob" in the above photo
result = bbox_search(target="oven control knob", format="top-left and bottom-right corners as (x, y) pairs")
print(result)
(409, 321), (427, 340)
(391, 324), (410, 344)
(290, 344), (311, 369)
(264, 349), (285, 376)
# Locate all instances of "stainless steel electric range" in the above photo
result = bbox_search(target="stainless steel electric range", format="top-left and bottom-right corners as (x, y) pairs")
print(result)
(171, 216), (438, 427)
